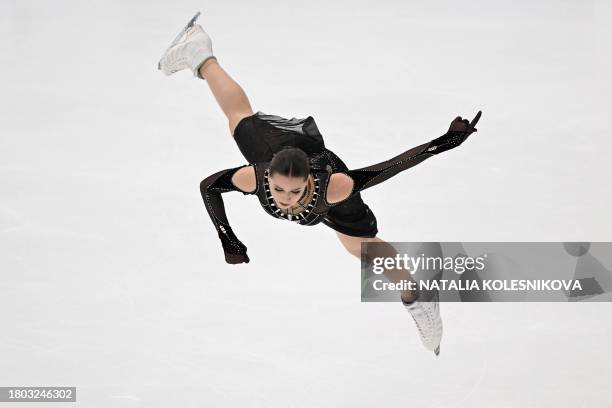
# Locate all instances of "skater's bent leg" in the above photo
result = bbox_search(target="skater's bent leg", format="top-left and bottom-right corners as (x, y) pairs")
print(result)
(335, 231), (418, 303)
(198, 58), (254, 136)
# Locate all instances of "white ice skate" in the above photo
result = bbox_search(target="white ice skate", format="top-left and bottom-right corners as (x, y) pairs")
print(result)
(157, 11), (216, 79)
(403, 289), (443, 356)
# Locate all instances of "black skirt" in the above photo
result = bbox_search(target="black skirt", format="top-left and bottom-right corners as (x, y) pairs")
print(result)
(233, 111), (326, 164)
(233, 111), (378, 238)
(322, 194), (378, 238)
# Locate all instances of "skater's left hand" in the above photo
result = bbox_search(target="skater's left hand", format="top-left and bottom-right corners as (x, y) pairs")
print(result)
(427, 110), (482, 154)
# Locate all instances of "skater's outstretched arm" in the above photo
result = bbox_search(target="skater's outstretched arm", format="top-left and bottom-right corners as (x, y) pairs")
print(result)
(200, 165), (255, 264)
(332, 111), (482, 205)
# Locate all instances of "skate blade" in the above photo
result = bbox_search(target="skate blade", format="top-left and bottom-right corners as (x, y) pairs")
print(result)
(157, 11), (202, 71)
(434, 345), (440, 356)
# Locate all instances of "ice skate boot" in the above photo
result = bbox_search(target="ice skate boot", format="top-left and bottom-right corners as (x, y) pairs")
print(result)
(158, 11), (216, 79)
(402, 289), (443, 356)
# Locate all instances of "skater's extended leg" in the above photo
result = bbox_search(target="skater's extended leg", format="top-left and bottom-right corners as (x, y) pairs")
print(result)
(335, 231), (418, 303)
(198, 59), (254, 137)
(336, 230), (442, 355)
(158, 13), (253, 136)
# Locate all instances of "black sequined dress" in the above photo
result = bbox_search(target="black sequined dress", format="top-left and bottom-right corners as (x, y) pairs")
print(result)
(200, 111), (473, 263)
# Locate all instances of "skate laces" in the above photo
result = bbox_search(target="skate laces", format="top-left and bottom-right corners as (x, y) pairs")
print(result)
(167, 25), (204, 54)
(184, 25), (204, 40)
(174, 24), (205, 46)
(404, 291), (442, 349)
(162, 26), (203, 69)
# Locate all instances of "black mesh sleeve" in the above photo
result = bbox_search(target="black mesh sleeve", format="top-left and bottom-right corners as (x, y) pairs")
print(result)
(345, 140), (435, 194)
(199, 165), (254, 264)
(338, 112), (481, 201)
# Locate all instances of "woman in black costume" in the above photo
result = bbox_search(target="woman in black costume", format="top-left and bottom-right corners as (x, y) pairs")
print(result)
(158, 12), (482, 356)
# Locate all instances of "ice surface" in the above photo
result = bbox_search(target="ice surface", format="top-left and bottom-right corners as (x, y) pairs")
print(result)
(1, 0), (611, 406)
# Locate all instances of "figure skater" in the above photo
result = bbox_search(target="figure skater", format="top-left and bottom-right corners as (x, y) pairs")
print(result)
(158, 12), (482, 356)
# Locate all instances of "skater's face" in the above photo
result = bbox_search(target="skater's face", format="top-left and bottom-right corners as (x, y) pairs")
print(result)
(268, 173), (308, 209)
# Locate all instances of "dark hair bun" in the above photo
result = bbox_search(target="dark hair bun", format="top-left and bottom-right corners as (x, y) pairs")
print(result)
(269, 147), (310, 180)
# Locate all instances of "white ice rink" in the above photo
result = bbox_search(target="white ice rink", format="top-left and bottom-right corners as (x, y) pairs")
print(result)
(1, 0), (611, 406)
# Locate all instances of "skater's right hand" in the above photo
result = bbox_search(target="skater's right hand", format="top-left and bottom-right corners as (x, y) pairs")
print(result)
(218, 228), (250, 264)
(224, 251), (250, 264)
